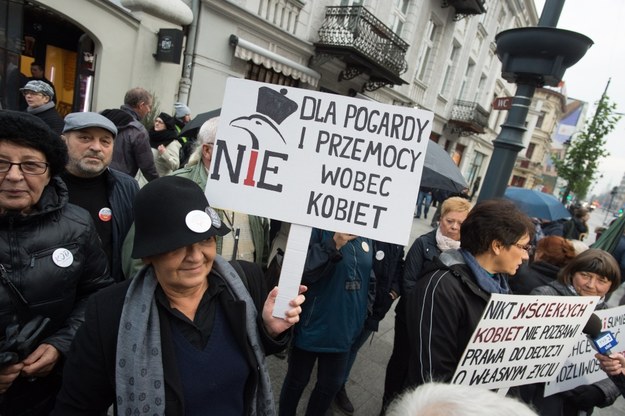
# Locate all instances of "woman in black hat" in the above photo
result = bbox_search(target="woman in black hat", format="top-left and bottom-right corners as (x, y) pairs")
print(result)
(0, 110), (112, 415)
(147, 112), (181, 178)
(53, 175), (306, 416)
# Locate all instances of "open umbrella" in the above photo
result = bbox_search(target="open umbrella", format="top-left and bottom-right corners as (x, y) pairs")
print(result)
(421, 140), (468, 193)
(503, 187), (571, 221)
(178, 108), (221, 138)
(591, 214), (625, 254)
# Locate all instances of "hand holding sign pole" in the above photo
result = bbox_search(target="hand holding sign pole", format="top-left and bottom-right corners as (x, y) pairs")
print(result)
(205, 78), (433, 318)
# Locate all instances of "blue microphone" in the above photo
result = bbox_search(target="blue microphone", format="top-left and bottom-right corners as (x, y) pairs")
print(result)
(584, 313), (618, 355)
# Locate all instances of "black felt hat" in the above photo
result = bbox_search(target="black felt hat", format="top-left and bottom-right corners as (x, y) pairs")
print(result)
(132, 176), (230, 258)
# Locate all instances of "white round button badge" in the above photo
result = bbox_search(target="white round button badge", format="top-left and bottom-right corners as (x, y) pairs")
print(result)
(361, 241), (370, 253)
(376, 250), (385, 261)
(52, 248), (74, 268)
(185, 210), (212, 233)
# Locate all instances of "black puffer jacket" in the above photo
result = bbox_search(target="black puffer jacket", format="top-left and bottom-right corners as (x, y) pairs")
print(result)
(0, 176), (112, 415)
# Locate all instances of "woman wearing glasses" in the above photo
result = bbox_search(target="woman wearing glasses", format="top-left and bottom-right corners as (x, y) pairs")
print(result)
(0, 111), (112, 415)
(401, 199), (534, 392)
(520, 249), (621, 416)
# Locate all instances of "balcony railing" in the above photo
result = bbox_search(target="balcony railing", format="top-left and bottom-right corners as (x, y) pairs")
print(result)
(448, 100), (489, 135)
(442, 0), (486, 18)
(314, 6), (409, 90)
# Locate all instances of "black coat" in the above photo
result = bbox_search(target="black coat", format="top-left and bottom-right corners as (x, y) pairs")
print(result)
(0, 177), (112, 415)
(53, 260), (288, 416)
(508, 260), (560, 295)
(404, 251), (490, 388)
(31, 106), (64, 135)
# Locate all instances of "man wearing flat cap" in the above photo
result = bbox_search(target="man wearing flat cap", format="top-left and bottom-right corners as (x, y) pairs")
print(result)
(61, 112), (139, 282)
(20, 80), (64, 134)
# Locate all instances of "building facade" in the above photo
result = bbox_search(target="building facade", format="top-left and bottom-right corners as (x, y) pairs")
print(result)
(3, 0), (564, 199)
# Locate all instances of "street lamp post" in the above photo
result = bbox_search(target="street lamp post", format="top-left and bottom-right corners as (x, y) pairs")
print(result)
(477, 0), (593, 201)
(603, 186), (619, 225)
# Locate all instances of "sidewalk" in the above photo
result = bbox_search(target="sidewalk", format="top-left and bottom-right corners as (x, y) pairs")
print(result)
(267, 215), (625, 415)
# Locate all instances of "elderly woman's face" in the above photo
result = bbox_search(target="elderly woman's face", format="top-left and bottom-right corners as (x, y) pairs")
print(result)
(439, 210), (468, 241)
(0, 141), (51, 214)
(147, 237), (217, 292)
(572, 271), (612, 298)
(153, 118), (166, 132)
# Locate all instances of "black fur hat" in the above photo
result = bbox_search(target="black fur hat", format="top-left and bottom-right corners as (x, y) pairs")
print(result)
(0, 110), (67, 176)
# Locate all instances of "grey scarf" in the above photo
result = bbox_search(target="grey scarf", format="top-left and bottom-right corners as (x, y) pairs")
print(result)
(115, 257), (275, 416)
(26, 101), (55, 114)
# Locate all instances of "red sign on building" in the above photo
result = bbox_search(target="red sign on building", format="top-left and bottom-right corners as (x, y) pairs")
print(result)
(492, 96), (513, 110)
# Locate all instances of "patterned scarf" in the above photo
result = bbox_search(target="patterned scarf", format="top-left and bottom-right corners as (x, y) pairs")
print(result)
(115, 256), (275, 415)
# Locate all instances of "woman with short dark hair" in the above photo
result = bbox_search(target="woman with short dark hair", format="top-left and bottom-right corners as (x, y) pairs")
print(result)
(0, 110), (111, 415)
(403, 199), (534, 390)
(523, 249), (622, 415)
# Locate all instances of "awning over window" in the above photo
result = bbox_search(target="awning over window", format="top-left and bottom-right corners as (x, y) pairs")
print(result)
(229, 35), (321, 87)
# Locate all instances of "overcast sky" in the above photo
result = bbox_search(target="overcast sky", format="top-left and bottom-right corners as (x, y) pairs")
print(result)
(533, 0), (625, 196)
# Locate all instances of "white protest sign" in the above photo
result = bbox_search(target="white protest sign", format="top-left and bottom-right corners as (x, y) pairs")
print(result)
(545, 304), (625, 396)
(205, 78), (433, 316)
(452, 294), (599, 390)
(205, 78), (432, 245)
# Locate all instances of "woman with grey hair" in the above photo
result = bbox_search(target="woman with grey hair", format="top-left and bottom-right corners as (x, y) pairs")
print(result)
(386, 382), (537, 416)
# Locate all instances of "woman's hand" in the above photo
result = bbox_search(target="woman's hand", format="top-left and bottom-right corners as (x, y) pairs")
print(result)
(262, 285), (307, 338)
(0, 362), (24, 393)
(333, 233), (357, 250)
(21, 343), (60, 378)
(157, 144), (166, 155)
(595, 352), (625, 376)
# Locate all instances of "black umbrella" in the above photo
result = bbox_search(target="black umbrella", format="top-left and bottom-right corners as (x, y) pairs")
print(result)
(421, 140), (468, 193)
(178, 108), (221, 138)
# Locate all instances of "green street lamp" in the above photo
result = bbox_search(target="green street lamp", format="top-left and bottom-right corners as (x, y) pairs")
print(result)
(477, 0), (593, 202)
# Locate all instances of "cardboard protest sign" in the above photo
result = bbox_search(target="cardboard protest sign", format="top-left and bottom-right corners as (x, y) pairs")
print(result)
(452, 294), (599, 390)
(205, 78), (433, 246)
(545, 304), (625, 396)
(205, 78), (433, 316)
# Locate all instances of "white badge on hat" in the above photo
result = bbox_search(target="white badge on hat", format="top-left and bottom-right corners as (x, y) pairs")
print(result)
(52, 248), (74, 268)
(185, 210), (212, 233)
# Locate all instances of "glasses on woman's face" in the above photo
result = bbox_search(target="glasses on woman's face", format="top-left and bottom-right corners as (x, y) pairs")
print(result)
(0, 159), (49, 175)
(513, 243), (535, 256)
(22, 90), (43, 97)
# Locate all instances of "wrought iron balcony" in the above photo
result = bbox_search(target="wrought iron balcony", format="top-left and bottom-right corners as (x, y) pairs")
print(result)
(313, 6), (409, 91)
(442, 0), (486, 18)
(448, 100), (489, 135)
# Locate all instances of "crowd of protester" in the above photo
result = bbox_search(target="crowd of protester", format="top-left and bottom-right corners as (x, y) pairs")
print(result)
(1, 87), (625, 416)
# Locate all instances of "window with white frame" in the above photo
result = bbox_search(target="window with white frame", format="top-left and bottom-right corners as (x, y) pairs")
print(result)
(440, 42), (460, 97)
(340, 0), (363, 5)
(390, 0), (410, 35)
(416, 18), (439, 82)
(458, 59), (475, 100)
(477, 73), (487, 104)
